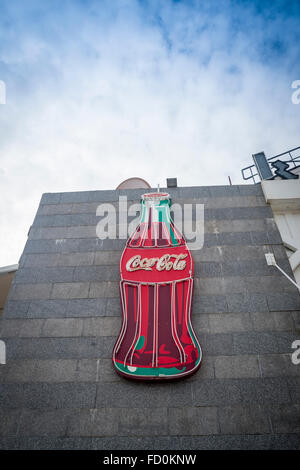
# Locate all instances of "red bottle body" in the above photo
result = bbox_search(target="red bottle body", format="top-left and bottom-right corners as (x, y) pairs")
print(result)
(112, 193), (202, 380)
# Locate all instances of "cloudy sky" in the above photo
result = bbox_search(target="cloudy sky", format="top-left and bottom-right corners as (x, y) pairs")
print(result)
(0, 0), (299, 266)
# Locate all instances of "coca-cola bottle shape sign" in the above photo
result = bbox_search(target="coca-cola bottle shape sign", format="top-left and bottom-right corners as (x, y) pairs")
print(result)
(112, 192), (202, 380)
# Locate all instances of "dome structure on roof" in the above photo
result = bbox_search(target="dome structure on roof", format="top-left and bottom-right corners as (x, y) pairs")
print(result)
(116, 177), (151, 190)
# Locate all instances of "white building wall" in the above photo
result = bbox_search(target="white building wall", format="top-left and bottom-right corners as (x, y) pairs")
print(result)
(262, 179), (300, 286)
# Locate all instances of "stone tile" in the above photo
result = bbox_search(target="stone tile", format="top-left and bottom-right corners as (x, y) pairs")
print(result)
(193, 278), (226, 296)
(40, 193), (61, 205)
(206, 218), (268, 234)
(238, 184), (263, 196)
(178, 187), (210, 198)
(275, 332), (300, 353)
(64, 214), (98, 227)
(24, 239), (78, 254)
(38, 203), (73, 215)
(0, 319), (44, 338)
(60, 191), (92, 203)
(33, 360), (78, 382)
(192, 314), (210, 334)
(2, 434), (300, 450)
(199, 333), (234, 356)
(267, 293), (300, 312)
(89, 282), (119, 299)
(244, 276), (295, 294)
(106, 299), (121, 316)
(227, 293), (268, 313)
(221, 277), (248, 294)
(42, 318), (83, 337)
(6, 337), (114, 360)
(18, 319), (44, 337)
(57, 253), (95, 267)
(233, 332), (279, 354)
(8, 284), (52, 301)
(88, 189), (119, 202)
(0, 319), (22, 337)
(292, 311), (300, 331)
(76, 359), (98, 382)
(2, 301), (30, 318)
(75, 358), (119, 383)
(0, 362), (8, 382)
(272, 245), (289, 259)
(286, 377), (300, 402)
(259, 354), (298, 378)
(220, 245), (270, 262)
(186, 355), (214, 380)
(209, 313), (252, 334)
(82, 317), (121, 337)
(28, 227), (71, 240)
(193, 247), (223, 263)
(51, 283), (89, 299)
(208, 206), (272, 221)
(217, 232), (252, 246)
(194, 262), (222, 277)
(267, 230), (283, 244)
(67, 298), (107, 317)
(33, 215), (57, 227)
(238, 377), (291, 404)
(215, 355), (260, 379)
(192, 295), (228, 314)
(96, 381), (193, 408)
(197, 233), (218, 248)
(250, 312), (294, 331)
(269, 404), (300, 434)
(208, 186), (240, 198)
(250, 231), (269, 245)
(97, 359), (121, 382)
(119, 408), (168, 436)
(219, 405), (270, 434)
(22, 383), (97, 409)
(0, 383), (25, 408)
(71, 202), (99, 214)
(23, 253), (60, 267)
(95, 239), (126, 251)
(73, 266), (119, 282)
(5, 360), (37, 382)
(0, 409), (22, 437)
(3, 359), (76, 383)
(194, 195), (266, 210)
(18, 409), (71, 436)
(66, 408), (118, 436)
(15, 267), (74, 284)
(66, 226), (97, 239)
(168, 407), (218, 435)
(94, 251), (122, 265)
(222, 260), (278, 277)
(192, 379), (242, 406)
(27, 299), (69, 318)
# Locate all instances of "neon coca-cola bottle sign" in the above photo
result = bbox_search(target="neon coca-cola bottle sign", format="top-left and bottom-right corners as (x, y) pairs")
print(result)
(112, 192), (202, 380)
(126, 253), (188, 272)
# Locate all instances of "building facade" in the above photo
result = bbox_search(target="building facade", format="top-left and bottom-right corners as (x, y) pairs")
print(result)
(0, 183), (299, 449)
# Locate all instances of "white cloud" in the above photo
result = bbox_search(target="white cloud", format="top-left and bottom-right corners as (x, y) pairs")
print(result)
(0, 0), (299, 265)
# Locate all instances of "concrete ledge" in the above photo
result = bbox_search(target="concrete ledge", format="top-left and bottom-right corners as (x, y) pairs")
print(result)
(262, 179), (300, 210)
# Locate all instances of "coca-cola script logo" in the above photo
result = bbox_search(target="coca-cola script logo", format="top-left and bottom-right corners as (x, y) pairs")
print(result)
(126, 254), (187, 272)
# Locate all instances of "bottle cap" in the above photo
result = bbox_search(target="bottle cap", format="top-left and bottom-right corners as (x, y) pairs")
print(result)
(142, 192), (170, 202)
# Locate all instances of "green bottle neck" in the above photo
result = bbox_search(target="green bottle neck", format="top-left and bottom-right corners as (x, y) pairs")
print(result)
(140, 199), (171, 224)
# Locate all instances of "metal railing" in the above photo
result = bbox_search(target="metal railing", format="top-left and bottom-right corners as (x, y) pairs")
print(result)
(241, 146), (300, 183)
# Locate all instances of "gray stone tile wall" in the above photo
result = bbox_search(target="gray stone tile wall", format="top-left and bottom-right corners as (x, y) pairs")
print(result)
(0, 184), (299, 449)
